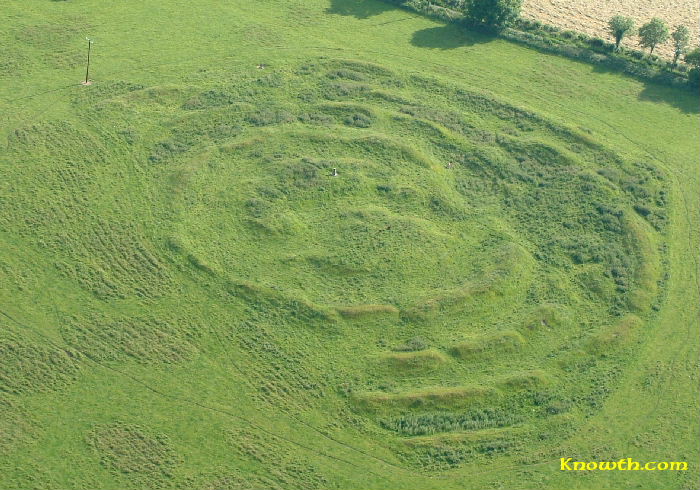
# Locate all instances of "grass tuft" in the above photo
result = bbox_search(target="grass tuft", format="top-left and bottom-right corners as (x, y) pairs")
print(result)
(450, 331), (526, 360)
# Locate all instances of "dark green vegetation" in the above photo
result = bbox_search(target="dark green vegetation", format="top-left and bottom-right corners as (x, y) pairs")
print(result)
(1, 0), (698, 489)
(462, 0), (522, 32)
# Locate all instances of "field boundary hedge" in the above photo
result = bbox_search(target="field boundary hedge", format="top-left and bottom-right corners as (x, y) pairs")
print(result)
(380, 0), (693, 90)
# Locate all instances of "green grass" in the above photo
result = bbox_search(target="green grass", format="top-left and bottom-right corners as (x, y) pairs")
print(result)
(380, 349), (449, 372)
(352, 386), (498, 413)
(450, 330), (526, 359)
(0, 0), (697, 489)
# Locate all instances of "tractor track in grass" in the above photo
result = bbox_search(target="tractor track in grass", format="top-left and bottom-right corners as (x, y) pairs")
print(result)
(203, 310), (420, 477)
(0, 306), (635, 484)
(0, 307), (403, 483)
(0, 301), (553, 483)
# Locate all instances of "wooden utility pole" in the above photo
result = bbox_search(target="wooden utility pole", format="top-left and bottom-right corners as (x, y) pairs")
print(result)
(83, 38), (93, 85)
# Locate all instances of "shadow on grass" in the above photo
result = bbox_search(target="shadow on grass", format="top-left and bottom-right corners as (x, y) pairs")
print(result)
(637, 83), (700, 115)
(588, 62), (699, 114)
(502, 34), (698, 113)
(326, 0), (394, 19)
(411, 24), (493, 50)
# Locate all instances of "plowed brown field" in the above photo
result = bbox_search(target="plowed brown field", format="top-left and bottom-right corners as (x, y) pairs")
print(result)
(523, 0), (699, 60)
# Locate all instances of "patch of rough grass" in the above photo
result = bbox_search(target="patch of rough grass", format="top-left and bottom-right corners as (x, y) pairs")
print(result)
(401, 425), (524, 470)
(392, 336), (429, 352)
(279, 131), (436, 169)
(522, 304), (569, 332)
(14, 20), (87, 69)
(70, 80), (146, 107)
(322, 81), (372, 100)
(381, 349), (448, 371)
(327, 59), (395, 78)
(245, 211), (305, 236)
(314, 102), (376, 122)
(228, 280), (338, 322)
(403, 426), (524, 447)
(405, 281), (495, 319)
(225, 427), (329, 489)
(586, 314), (643, 354)
(0, 45), (28, 78)
(60, 314), (199, 365)
(245, 107), (296, 127)
(326, 69), (368, 82)
(0, 333), (82, 395)
(336, 304), (399, 319)
(353, 386), (496, 413)
(367, 90), (413, 105)
(450, 331), (526, 360)
(186, 252), (218, 275)
(181, 89), (237, 110)
(167, 237), (219, 275)
(497, 370), (550, 390)
(125, 85), (185, 106)
(0, 397), (37, 455)
(184, 470), (284, 490)
(301, 253), (372, 275)
(399, 105), (472, 135)
(381, 408), (521, 436)
(576, 264), (618, 302)
(401, 426), (524, 468)
(406, 244), (533, 320)
(87, 423), (181, 485)
(623, 215), (662, 313)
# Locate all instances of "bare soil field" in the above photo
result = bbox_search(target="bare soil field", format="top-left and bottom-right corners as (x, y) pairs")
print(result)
(523, 0), (699, 60)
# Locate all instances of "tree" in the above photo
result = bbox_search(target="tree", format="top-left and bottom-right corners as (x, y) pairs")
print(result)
(638, 18), (670, 55)
(608, 16), (635, 51)
(463, 0), (522, 33)
(671, 25), (690, 65)
(685, 47), (700, 67)
(685, 47), (700, 87)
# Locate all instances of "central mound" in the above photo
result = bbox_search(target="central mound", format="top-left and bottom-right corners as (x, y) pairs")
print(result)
(178, 128), (532, 313)
(158, 60), (663, 318)
(138, 59), (664, 466)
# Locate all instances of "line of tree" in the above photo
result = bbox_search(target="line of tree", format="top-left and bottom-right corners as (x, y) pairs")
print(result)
(608, 16), (695, 66)
(460, 3), (697, 71)
(450, 0), (698, 87)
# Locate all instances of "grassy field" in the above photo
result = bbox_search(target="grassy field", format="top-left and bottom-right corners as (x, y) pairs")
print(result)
(0, 0), (698, 489)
